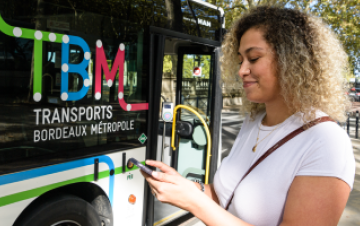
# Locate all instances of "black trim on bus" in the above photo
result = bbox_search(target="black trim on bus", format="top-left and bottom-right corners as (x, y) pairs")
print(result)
(122, 153), (126, 174)
(172, 47), (185, 171)
(144, 33), (155, 226)
(149, 26), (221, 47)
(145, 34), (166, 226)
(209, 47), (223, 183)
(94, 158), (99, 181)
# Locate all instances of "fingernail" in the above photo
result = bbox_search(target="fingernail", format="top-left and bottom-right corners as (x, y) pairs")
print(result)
(152, 171), (158, 178)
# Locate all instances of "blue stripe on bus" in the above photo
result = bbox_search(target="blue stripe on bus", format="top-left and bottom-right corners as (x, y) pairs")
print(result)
(98, 155), (115, 205)
(0, 155), (115, 205)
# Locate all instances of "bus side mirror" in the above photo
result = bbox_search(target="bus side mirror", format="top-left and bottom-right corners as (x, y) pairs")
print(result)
(176, 121), (193, 138)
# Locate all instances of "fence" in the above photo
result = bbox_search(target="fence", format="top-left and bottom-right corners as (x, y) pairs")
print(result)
(346, 111), (360, 138)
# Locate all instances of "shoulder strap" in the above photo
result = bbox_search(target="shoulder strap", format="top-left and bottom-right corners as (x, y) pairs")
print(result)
(224, 116), (334, 210)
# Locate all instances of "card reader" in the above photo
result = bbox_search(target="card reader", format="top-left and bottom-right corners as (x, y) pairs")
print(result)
(162, 102), (174, 122)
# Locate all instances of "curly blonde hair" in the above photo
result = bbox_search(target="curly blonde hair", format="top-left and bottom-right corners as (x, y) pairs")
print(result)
(221, 6), (351, 122)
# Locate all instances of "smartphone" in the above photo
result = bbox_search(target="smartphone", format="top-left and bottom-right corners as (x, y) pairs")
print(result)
(129, 158), (153, 175)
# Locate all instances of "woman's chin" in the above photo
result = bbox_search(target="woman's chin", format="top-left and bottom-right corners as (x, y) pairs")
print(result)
(246, 98), (266, 104)
(245, 95), (262, 103)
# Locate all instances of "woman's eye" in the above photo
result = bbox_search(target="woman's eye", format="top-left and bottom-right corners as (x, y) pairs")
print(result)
(250, 58), (259, 62)
(239, 62), (243, 65)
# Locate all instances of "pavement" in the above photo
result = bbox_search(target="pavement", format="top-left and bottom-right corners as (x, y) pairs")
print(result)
(177, 217), (206, 226)
(177, 105), (360, 226)
(221, 104), (241, 113)
(350, 102), (360, 115)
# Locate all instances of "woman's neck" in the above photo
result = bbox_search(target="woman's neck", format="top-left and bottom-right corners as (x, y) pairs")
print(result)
(263, 99), (293, 126)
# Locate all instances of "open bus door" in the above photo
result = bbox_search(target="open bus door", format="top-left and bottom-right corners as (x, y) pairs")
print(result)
(146, 31), (223, 226)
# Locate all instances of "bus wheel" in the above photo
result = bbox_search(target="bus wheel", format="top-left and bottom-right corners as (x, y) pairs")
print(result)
(51, 220), (81, 226)
(15, 194), (102, 226)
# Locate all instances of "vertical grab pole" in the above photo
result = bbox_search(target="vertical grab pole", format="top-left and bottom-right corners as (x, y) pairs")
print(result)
(171, 110), (178, 150)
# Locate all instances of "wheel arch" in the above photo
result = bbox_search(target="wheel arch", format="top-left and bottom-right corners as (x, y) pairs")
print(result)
(13, 182), (113, 226)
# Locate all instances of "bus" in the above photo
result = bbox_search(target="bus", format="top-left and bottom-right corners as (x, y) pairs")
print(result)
(0, 0), (225, 225)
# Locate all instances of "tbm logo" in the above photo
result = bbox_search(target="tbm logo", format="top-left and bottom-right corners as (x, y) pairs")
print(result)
(0, 15), (148, 112)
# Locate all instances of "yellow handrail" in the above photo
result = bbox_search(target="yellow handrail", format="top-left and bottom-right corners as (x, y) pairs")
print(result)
(171, 104), (212, 184)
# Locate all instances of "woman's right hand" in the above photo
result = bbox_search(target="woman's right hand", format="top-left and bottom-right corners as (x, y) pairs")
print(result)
(144, 160), (219, 204)
(145, 159), (180, 176)
(141, 160), (204, 211)
(142, 160), (251, 226)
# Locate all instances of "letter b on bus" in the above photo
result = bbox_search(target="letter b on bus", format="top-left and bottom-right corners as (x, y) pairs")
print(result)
(60, 35), (91, 101)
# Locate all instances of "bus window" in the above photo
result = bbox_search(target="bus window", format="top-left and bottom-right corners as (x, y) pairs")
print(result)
(0, 0), (149, 174)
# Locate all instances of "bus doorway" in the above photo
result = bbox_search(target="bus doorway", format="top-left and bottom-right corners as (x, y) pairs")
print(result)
(0, 0), (224, 225)
(149, 36), (222, 225)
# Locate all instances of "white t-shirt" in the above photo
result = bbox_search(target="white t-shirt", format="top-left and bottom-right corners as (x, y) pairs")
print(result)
(214, 111), (355, 226)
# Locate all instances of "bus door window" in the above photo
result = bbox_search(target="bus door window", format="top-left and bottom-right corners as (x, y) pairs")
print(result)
(177, 51), (214, 183)
(153, 37), (216, 225)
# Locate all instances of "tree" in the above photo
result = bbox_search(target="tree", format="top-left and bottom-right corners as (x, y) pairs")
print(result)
(208, 0), (360, 77)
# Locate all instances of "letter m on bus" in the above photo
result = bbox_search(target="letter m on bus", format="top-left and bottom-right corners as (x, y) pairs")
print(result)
(94, 40), (148, 112)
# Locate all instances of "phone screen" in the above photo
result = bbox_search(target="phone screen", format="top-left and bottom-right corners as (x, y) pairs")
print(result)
(129, 158), (153, 175)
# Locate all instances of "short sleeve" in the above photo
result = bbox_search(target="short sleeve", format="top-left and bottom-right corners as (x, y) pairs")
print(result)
(296, 123), (355, 189)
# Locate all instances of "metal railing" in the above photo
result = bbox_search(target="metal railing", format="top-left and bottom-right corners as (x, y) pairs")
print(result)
(183, 95), (208, 115)
(346, 111), (360, 138)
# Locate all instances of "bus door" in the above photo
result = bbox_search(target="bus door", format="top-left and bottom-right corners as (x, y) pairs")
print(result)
(149, 35), (221, 225)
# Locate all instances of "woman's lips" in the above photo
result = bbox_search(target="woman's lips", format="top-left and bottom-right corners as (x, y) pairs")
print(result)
(243, 82), (257, 88)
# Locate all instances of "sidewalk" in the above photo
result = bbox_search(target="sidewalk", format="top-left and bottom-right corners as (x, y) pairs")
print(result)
(177, 217), (205, 226)
(221, 105), (241, 113)
(180, 138), (360, 226)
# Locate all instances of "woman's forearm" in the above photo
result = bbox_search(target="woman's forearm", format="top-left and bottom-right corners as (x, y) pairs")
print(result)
(188, 192), (253, 226)
(193, 182), (219, 204)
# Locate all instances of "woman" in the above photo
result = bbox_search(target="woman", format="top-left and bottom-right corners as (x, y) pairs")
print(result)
(142, 6), (355, 226)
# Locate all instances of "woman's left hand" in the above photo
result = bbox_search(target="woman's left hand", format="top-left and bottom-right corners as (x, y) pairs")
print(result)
(141, 160), (204, 211)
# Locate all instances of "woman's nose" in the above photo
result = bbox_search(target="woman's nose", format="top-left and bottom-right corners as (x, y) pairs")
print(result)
(238, 63), (250, 78)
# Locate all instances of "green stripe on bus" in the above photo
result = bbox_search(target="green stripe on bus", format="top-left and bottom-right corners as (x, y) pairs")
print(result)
(0, 14), (63, 42)
(0, 14), (64, 100)
(0, 171), (106, 207)
(0, 161), (144, 207)
(33, 40), (42, 95)
(114, 163), (141, 175)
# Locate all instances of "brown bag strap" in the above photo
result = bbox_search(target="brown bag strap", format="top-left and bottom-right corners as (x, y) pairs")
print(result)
(224, 116), (334, 210)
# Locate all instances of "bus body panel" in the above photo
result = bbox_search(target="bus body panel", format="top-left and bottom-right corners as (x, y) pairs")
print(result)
(0, 0), (224, 225)
(0, 147), (146, 226)
(0, 199), (35, 226)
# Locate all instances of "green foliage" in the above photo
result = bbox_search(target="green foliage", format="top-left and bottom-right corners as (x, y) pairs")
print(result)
(182, 54), (211, 78)
(183, 55), (194, 78)
(209, 0), (360, 76)
(163, 55), (173, 73)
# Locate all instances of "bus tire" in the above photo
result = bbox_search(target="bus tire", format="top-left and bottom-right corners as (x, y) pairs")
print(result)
(14, 194), (102, 226)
